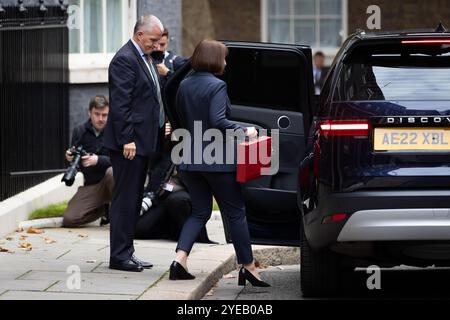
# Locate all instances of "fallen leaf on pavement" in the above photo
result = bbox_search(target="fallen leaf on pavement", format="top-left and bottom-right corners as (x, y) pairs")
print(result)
(0, 247), (13, 253)
(223, 273), (236, 279)
(206, 288), (215, 296)
(255, 261), (269, 269)
(6, 237), (13, 241)
(15, 228), (23, 233)
(19, 235), (28, 241)
(26, 227), (44, 234)
(43, 237), (56, 244)
(18, 242), (33, 251)
(78, 233), (88, 238)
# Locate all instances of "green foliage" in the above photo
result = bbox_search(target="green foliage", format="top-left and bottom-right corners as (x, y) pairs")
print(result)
(29, 202), (68, 220)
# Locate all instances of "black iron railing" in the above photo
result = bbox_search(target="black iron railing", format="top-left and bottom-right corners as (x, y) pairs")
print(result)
(0, 1), (69, 201)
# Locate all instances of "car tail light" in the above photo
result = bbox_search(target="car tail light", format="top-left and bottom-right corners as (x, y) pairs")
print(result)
(322, 213), (348, 224)
(319, 120), (369, 137)
(402, 39), (450, 44)
(313, 140), (320, 178)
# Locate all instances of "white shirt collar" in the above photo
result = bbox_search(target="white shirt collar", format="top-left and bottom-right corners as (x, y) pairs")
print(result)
(131, 38), (145, 58)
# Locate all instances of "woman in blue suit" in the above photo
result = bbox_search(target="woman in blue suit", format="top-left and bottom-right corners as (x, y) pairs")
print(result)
(169, 39), (269, 287)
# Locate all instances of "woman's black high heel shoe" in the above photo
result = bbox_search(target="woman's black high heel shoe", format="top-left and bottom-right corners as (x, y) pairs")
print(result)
(169, 261), (196, 280)
(238, 267), (270, 287)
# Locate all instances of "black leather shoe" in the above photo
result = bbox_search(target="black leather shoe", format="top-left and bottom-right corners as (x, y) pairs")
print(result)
(238, 267), (270, 287)
(109, 259), (143, 272)
(100, 204), (110, 226)
(100, 217), (110, 226)
(131, 255), (153, 269)
(196, 227), (219, 244)
(169, 261), (195, 280)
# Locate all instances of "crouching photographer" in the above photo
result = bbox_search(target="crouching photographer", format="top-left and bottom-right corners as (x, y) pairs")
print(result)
(135, 138), (215, 243)
(62, 95), (114, 228)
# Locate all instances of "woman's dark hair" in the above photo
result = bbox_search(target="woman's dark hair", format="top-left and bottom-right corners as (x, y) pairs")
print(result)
(191, 39), (228, 75)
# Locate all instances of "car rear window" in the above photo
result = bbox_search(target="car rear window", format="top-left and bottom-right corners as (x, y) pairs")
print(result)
(335, 42), (450, 101)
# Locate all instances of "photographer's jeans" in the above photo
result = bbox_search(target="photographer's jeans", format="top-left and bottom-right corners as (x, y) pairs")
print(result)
(109, 150), (148, 263)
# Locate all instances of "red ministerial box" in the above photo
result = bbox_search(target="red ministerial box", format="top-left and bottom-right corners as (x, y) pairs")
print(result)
(236, 136), (272, 183)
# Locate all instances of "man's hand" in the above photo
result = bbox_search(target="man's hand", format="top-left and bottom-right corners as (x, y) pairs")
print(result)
(65, 149), (74, 162)
(165, 122), (172, 137)
(246, 127), (258, 139)
(123, 142), (137, 160)
(81, 154), (98, 167)
(156, 63), (170, 76)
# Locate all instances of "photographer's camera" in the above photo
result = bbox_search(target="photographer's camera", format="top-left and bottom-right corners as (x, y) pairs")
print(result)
(62, 146), (88, 186)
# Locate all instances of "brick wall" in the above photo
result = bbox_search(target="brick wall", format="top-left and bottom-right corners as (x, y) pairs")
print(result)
(182, 0), (260, 56)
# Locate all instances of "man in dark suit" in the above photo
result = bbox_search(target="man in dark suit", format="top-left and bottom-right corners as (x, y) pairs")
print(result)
(313, 51), (330, 95)
(104, 15), (165, 272)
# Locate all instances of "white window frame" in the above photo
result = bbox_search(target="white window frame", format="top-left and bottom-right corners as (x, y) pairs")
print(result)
(69, 0), (137, 84)
(261, 0), (348, 62)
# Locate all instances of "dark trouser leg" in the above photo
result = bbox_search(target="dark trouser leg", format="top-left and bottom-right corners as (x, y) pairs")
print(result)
(176, 171), (213, 254)
(134, 204), (167, 239)
(205, 172), (253, 265)
(109, 150), (148, 263)
(165, 191), (211, 243)
(165, 191), (191, 240)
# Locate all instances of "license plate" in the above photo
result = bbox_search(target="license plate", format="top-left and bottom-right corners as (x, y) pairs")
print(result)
(374, 127), (450, 151)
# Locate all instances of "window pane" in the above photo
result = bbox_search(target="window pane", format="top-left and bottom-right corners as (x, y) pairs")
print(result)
(84, 0), (103, 53)
(268, 0), (290, 15)
(319, 0), (341, 15)
(107, 0), (122, 53)
(268, 19), (290, 43)
(339, 45), (450, 101)
(294, 19), (316, 46)
(222, 48), (304, 111)
(319, 18), (341, 47)
(294, 0), (315, 15)
(68, 0), (80, 53)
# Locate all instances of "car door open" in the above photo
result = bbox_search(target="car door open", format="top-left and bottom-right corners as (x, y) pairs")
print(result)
(163, 41), (314, 246)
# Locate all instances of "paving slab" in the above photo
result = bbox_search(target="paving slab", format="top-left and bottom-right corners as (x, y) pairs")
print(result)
(0, 290), (137, 300)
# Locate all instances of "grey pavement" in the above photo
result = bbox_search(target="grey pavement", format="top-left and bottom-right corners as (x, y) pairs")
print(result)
(203, 265), (301, 300)
(0, 212), (231, 300)
(0, 212), (299, 300)
(204, 264), (450, 300)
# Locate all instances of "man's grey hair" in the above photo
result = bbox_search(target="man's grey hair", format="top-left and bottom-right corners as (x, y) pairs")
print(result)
(133, 15), (164, 34)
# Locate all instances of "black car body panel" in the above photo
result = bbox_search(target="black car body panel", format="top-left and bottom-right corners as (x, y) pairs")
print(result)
(299, 30), (450, 267)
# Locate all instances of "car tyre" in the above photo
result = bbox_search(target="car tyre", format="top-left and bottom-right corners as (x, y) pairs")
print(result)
(301, 225), (341, 297)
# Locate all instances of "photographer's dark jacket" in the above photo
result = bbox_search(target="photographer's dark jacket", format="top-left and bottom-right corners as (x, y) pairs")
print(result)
(71, 120), (111, 185)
